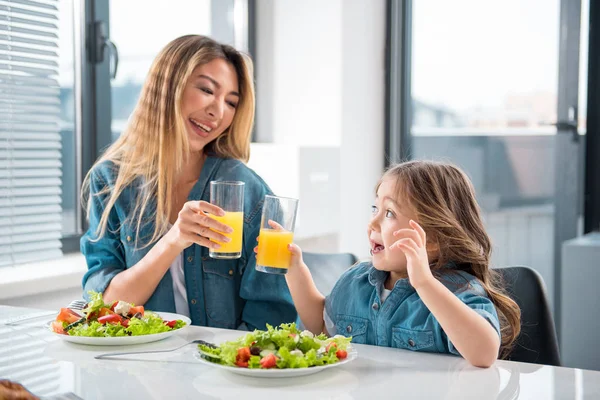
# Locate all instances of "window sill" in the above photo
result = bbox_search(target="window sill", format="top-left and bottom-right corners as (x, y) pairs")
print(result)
(0, 253), (87, 301)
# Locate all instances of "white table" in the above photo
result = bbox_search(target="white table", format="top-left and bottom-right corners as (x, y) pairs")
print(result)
(1, 305), (599, 399)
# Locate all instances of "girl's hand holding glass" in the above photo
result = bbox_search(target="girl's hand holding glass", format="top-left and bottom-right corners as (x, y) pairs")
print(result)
(390, 219), (435, 290)
(166, 200), (233, 251)
(253, 220), (306, 275)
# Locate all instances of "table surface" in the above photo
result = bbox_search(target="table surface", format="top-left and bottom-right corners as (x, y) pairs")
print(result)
(1, 305), (599, 400)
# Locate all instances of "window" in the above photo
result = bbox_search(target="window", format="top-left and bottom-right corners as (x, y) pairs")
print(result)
(1, 0), (252, 268)
(1, 0), (75, 267)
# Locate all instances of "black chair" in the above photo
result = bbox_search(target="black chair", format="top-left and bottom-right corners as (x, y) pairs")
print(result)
(303, 252), (358, 295)
(496, 266), (561, 366)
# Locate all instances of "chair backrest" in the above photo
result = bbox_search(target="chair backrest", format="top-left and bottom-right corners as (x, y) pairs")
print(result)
(303, 252), (358, 295)
(496, 266), (561, 366)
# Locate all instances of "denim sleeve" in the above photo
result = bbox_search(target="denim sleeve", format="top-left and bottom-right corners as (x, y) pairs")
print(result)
(80, 169), (126, 300)
(238, 195), (298, 331)
(443, 287), (502, 356)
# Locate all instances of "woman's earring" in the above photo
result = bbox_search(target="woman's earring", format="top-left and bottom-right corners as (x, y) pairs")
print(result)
(369, 249), (373, 256)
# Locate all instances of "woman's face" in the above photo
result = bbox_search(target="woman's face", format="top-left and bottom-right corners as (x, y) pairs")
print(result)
(180, 58), (240, 153)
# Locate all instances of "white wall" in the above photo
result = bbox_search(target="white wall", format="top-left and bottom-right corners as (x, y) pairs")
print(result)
(255, 0), (386, 257)
(256, 0), (343, 146)
(340, 0), (387, 258)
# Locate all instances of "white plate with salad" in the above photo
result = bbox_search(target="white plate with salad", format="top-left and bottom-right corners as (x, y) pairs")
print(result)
(196, 323), (356, 378)
(48, 292), (190, 346)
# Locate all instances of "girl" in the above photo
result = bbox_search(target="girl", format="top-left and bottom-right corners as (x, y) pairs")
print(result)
(80, 35), (296, 330)
(284, 160), (520, 367)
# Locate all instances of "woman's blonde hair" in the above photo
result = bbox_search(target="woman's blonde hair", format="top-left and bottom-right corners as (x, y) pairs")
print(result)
(82, 35), (255, 247)
(380, 160), (521, 359)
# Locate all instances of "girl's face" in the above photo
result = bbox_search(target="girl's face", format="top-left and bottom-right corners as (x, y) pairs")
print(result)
(368, 177), (416, 273)
(180, 58), (240, 153)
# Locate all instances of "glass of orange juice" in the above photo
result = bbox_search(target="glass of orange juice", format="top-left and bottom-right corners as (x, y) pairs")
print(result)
(255, 195), (299, 274)
(209, 181), (245, 259)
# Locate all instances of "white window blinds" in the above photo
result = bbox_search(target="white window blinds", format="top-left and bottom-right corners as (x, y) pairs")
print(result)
(0, 0), (62, 267)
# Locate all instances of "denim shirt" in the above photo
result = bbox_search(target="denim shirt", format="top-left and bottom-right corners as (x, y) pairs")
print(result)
(325, 261), (501, 355)
(81, 155), (297, 330)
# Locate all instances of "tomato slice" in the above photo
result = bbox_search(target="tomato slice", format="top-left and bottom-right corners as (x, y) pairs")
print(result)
(97, 314), (123, 325)
(236, 347), (251, 363)
(164, 320), (177, 328)
(326, 342), (338, 353)
(336, 349), (348, 359)
(86, 310), (98, 322)
(51, 321), (67, 335)
(56, 308), (81, 324)
(129, 305), (144, 317)
(259, 353), (277, 369)
(97, 307), (113, 317)
(109, 301), (119, 311)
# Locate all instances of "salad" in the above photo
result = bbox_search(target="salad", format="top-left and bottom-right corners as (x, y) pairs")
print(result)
(50, 291), (187, 337)
(198, 323), (352, 369)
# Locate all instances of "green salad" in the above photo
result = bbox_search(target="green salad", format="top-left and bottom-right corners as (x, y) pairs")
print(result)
(50, 291), (186, 337)
(198, 323), (352, 369)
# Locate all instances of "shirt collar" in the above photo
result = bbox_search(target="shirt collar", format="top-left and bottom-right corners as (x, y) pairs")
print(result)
(367, 264), (413, 290)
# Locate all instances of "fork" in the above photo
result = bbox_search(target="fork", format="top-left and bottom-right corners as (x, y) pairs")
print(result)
(67, 299), (87, 311)
(94, 339), (216, 359)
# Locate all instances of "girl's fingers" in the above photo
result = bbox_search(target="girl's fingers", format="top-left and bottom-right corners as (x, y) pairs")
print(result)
(395, 242), (419, 259)
(287, 243), (302, 254)
(409, 220), (427, 244)
(390, 237), (419, 252)
(393, 227), (423, 248)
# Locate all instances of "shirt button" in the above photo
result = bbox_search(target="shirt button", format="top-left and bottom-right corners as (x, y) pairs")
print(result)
(126, 236), (131, 242)
(191, 299), (197, 305)
(408, 339), (415, 347)
(372, 303), (379, 311)
(229, 269), (234, 276)
(346, 325), (352, 334)
(187, 256), (193, 263)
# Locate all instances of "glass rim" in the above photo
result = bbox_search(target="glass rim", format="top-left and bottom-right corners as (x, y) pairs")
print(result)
(210, 180), (245, 186)
(264, 194), (299, 203)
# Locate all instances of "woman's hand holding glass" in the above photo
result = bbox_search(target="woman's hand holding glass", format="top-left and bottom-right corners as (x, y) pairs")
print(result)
(165, 200), (233, 251)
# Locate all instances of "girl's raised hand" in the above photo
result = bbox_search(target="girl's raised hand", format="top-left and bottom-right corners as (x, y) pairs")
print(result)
(390, 220), (434, 289)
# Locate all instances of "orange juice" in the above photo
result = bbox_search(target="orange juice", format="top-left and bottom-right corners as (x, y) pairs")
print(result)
(210, 211), (244, 253)
(256, 228), (294, 269)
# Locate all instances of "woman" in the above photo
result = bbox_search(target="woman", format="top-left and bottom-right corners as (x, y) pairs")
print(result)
(81, 35), (296, 330)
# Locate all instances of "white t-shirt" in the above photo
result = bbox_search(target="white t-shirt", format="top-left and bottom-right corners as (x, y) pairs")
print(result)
(168, 224), (190, 317)
(323, 287), (391, 336)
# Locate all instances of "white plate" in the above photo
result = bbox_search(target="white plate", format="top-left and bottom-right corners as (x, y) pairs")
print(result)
(195, 346), (357, 378)
(49, 312), (191, 346)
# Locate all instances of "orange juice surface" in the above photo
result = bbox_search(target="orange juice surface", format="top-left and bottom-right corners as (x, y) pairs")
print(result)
(210, 211), (244, 253)
(256, 228), (294, 269)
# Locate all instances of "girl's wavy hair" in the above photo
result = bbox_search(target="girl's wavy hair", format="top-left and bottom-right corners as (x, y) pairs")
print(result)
(380, 160), (521, 358)
(82, 35), (255, 248)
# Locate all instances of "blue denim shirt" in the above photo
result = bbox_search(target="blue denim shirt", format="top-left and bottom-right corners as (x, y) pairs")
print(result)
(325, 261), (500, 355)
(81, 155), (297, 330)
